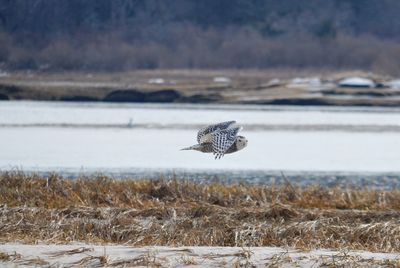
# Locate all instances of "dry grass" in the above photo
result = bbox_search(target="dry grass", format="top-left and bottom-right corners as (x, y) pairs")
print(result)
(0, 251), (22, 264)
(1, 171), (400, 252)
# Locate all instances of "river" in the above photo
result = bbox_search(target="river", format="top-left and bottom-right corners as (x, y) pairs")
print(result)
(2, 101), (400, 187)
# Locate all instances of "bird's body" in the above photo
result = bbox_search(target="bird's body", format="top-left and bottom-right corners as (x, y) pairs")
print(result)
(183, 141), (242, 154)
(181, 121), (248, 159)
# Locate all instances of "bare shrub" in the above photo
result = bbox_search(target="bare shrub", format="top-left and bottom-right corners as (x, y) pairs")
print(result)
(2, 24), (400, 74)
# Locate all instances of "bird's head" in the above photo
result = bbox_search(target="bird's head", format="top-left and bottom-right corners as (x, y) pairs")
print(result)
(236, 135), (248, 150)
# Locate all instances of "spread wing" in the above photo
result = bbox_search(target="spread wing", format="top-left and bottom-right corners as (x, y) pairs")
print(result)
(197, 121), (236, 144)
(212, 126), (241, 159)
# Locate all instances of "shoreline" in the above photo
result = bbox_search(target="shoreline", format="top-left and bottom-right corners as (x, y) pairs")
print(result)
(1, 69), (400, 106)
(3, 169), (400, 189)
(1, 243), (399, 267)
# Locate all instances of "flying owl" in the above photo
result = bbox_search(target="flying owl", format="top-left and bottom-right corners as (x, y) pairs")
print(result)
(181, 121), (248, 159)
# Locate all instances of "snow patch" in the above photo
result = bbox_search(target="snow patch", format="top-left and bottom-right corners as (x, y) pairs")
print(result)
(339, 77), (375, 88)
(386, 79), (400, 89)
(213, 77), (231, 83)
(288, 77), (321, 90)
(0, 244), (398, 267)
(0, 70), (9, 77)
(147, 78), (165, 84)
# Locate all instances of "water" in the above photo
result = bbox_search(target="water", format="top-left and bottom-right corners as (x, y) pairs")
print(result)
(2, 101), (400, 187)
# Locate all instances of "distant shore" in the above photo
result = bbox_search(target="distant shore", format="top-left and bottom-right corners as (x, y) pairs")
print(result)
(1, 69), (400, 106)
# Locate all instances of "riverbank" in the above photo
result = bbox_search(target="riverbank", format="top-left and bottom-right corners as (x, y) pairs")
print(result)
(1, 69), (400, 106)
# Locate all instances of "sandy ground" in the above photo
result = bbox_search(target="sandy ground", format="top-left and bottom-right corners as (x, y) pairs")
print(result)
(0, 243), (399, 267)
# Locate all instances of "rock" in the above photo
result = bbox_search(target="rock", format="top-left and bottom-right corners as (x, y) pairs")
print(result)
(353, 91), (387, 97)
(103, 90), (146, 102)
(263, 98), (331, 106)
(0, 84), (21, 94)
(144, 89), (181, 103)
(60, 96), (98, 102)
(338, 77), (375, 88)
(180, 93), (221, 103)
(375, 83), (386, 88)
(0, 93), (9, 100)
(323, 90), (387, 97)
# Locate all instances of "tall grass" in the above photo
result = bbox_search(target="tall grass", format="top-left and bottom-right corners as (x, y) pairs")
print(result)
(1, 171), (400, 251)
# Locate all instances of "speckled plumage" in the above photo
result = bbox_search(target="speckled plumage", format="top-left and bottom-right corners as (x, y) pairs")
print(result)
(197, 120), (236, 144)
(181, 121), (248, 159)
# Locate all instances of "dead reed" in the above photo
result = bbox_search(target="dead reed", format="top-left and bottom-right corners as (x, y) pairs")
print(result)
(1, 171), (400, 252)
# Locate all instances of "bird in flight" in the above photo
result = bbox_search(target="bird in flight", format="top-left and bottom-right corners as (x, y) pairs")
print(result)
(181, 121), (248, 159)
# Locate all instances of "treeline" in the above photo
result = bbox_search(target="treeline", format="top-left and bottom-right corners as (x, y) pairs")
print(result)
(0, 0), (400, 73)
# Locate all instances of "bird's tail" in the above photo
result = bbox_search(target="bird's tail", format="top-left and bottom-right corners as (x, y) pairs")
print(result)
(180, 144), (201, 151)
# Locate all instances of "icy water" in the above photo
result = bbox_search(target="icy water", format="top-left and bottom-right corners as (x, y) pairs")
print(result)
(2, 101), (400, 187)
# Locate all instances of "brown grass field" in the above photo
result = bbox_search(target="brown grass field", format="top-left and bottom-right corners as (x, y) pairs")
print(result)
(1, 171), (400, 254)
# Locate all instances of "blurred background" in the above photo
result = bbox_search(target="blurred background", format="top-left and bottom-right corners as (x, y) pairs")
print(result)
(1, 0), (400, 187)
(0, 0), (400, 73)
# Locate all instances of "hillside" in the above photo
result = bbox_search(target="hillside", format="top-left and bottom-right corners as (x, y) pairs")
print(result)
(2, 1), (400, 38)
(0, 1), (400, 73)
